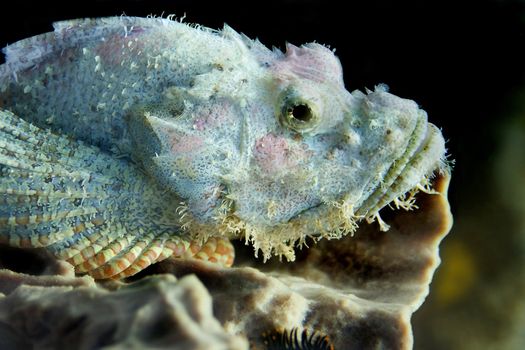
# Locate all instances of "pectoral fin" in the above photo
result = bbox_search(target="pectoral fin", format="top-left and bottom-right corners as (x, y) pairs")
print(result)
(0, 109), (233, 279)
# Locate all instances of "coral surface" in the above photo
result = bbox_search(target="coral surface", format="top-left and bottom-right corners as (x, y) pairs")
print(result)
(0, 174), (451, 350)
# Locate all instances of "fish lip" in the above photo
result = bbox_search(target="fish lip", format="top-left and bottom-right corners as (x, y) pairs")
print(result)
(354, 117), (446, 220)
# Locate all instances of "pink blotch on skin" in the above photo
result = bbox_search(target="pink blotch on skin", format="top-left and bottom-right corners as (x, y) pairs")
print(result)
(164, 129), (204, 154)
(193, 101), (233, 131)
(254, 133), (309, 174)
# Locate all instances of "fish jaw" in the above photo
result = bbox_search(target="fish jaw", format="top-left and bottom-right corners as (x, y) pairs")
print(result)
(355, 120), (447, 230)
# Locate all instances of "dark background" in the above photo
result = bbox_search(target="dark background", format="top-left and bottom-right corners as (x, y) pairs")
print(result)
(1, 1), (524, 348)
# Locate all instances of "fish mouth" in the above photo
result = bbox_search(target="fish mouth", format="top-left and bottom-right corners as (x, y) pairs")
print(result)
(354, 114), (447, 230)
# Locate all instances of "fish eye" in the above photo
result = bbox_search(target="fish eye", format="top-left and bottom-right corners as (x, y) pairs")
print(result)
(279, 90), (319, 133)
(287, 103), (313, 123)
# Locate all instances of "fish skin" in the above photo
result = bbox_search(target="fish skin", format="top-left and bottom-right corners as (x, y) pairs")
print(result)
(0, 16), (448, 273)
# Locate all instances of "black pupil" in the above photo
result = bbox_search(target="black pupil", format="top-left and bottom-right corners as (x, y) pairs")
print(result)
(290, 104), (312, 122)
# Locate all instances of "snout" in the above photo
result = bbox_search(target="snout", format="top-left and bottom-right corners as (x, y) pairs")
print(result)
(355, 117), (446, 224)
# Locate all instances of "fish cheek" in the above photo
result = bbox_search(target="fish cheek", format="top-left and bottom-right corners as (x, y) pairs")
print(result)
(126, 106), (218, 221)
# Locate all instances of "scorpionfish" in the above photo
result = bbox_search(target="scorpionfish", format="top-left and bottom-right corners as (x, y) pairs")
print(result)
(0, 17), (448, 279)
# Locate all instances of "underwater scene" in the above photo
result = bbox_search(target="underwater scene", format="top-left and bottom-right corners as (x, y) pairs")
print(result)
(0, 1), (523, 349)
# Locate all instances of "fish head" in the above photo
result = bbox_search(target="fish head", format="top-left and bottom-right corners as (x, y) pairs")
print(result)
(127, 36), (448, 261)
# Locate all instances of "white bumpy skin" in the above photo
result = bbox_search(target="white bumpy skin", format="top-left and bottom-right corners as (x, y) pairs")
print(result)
(0, 17), (448, 263)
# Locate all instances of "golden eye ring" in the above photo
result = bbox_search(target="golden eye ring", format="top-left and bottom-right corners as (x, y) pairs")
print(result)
(279, 96), (319, 133)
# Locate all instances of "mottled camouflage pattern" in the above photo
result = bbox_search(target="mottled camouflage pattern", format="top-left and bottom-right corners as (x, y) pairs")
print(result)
(0, 17), (447, 277)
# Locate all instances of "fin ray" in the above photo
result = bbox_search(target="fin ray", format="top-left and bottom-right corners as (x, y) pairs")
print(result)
(0, 109), (198, 279)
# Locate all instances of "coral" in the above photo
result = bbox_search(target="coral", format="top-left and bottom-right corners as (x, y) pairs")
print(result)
(0, 272), (247, 350)
(0, 174), (451, 349)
